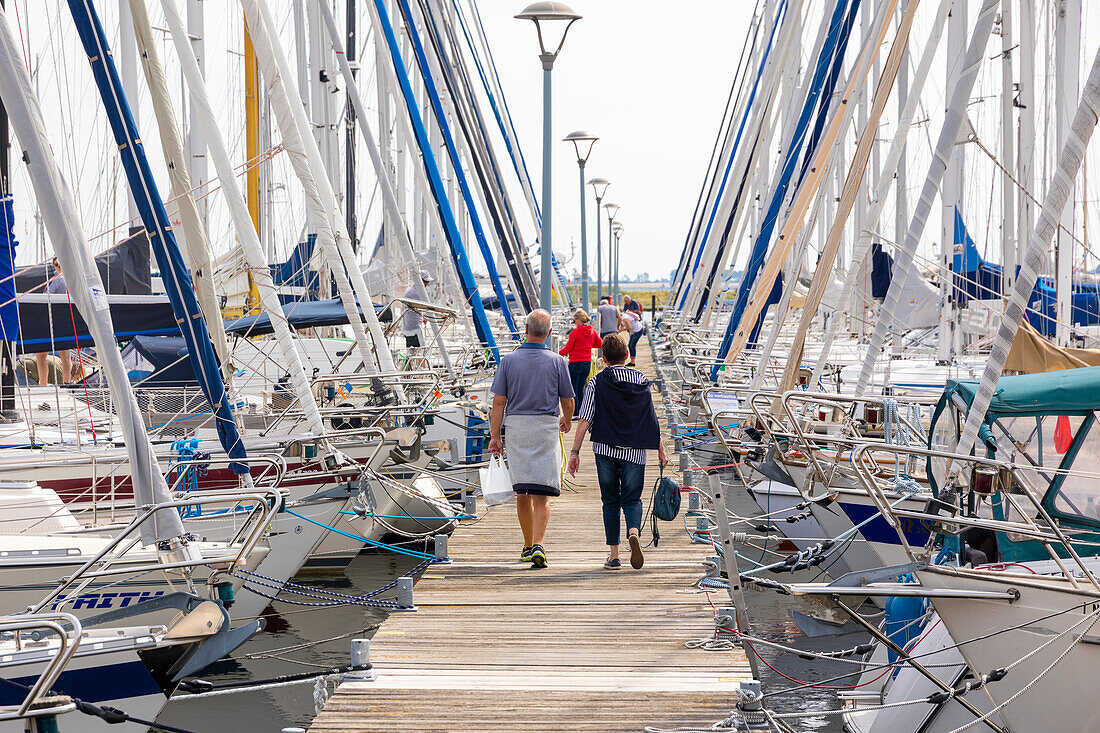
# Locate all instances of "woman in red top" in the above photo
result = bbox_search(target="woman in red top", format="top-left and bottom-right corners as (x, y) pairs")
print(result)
(560, 309), (602, 410)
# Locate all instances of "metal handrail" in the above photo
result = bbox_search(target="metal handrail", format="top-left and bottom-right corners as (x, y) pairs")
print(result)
(847, 443), (1100, 594)
(0, 613), (81, 720)
(31, 488), (281, 614)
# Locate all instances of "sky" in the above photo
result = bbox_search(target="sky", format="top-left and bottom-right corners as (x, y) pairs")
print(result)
(477, 1), (754, 281)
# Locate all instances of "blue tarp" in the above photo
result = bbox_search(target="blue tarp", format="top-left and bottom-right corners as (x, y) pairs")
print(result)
(0, 197), (19, 342)
(16, 295), (178, 353)
(125, 334), (195, 387)
(951, 208), (1100, 336)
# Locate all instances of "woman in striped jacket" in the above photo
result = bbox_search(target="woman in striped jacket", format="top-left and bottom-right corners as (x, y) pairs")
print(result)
(567, 333), (667, 570)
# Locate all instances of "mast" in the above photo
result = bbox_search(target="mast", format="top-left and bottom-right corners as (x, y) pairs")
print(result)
(187, 0), (207, 229)
(1000, 0), (1015, 296)
(346, 0), (357, 247)
(117, 0), (140, 228)
(1054, 0), (1080, 345)
(0, 4), (186, 544)
(940, 0), (967, 362)
(1018, 0), (1035, 268)
(244, 15), (261, 314)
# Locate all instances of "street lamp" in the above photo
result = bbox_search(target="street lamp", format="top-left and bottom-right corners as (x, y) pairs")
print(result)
(516, 2), (582, 311)
(613, 222), (624, 303)
(588, 177), (610, 304)
(603, 202), (619, 304)
(564, 131), (597, 311)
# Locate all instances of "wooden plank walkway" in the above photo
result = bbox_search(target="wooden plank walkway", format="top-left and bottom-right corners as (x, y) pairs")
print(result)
(309, 344), (750, 732)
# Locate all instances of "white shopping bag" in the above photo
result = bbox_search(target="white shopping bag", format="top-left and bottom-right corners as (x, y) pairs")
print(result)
(479, 455), (514, 506)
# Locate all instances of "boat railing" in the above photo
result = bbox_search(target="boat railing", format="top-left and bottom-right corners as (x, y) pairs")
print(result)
(847, 443), (1100, 594)
(31, 488), (281, 615)
(0, 612), (81, 721)
(263, 369), (444, 433)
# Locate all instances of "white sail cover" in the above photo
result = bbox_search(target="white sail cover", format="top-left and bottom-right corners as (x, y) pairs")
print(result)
(891, 267), (940, 330)
(0, 7), (184, 544)
(158, 0), (325, 436)
(242, 0), (396, 375)
(127, 0), (231, 376)
(854, 0), (1000, 396)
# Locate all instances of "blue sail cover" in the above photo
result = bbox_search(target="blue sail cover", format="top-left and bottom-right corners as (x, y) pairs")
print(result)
(372, 0), (500, 361)
(271, 234), (321, 302)
(679, 0), (787, 309)
(0, 196), (18, 342)
(68, 0), (247, 473)
(226, 298), (388, 336)
(712, 0), (861, 380)
(390, 0), (517, 338)
(950, 208), (1100, 336)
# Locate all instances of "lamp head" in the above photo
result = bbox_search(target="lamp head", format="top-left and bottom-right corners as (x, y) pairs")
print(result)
(515, 2), (581, 69)
(603, 202), (620, 221)
(588, 177), (611, 200)
(563, 130), (598, 164)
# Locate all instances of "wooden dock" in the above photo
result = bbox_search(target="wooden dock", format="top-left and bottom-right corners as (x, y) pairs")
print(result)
(308, 346), (751, 732)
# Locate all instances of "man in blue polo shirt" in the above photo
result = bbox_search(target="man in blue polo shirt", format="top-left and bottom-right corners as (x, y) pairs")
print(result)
(488, 309), (574, 569)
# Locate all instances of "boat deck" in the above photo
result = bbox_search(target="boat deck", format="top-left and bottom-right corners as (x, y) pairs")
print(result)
(308, 343), (751, 732)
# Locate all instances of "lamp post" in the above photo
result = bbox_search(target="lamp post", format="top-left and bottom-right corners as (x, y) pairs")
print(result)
(516, 2), (581, 311)
(613, 222), (624, 304)
(603, 202), (619, 303)
(588, 177), (610, 306)
(564, 131), (597, 311)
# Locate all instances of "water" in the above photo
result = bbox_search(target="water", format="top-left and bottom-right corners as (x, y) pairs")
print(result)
(155, 517), (863, 732)
(155, 552), (423, 733)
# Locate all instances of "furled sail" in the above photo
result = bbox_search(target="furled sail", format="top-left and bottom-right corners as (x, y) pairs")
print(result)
(67, 0), (248, 473)
(0, 5), (185, 543)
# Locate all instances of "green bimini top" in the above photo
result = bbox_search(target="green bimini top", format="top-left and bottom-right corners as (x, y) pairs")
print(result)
(940, 365), (1100, 420)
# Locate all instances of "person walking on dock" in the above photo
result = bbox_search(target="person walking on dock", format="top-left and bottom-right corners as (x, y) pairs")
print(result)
(559, 308), (602, 413)
(620, 307), (644, 367)
(488, 309), (575, 569)
(597, 296), (621, 338)
(568, 334), (667, 570)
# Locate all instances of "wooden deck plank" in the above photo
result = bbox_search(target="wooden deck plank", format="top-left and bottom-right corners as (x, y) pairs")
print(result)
(308, 345), (749, 732)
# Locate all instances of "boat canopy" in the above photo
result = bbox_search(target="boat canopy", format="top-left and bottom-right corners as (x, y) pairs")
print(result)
(938, 366), (1100, 420)
(225, 298), (389, 337)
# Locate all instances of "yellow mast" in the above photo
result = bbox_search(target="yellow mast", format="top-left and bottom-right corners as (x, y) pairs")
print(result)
(244, 17), (261, 314)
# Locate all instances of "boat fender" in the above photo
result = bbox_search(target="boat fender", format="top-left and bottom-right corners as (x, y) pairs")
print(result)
(884, 591), (926, 666)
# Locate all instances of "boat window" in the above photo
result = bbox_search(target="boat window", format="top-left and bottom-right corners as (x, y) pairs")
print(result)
(991, 415), (1075, 490)
(1047, 414), (1100, 526)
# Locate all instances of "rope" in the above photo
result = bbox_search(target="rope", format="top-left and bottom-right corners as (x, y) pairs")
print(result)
(283, 507), (438, 560)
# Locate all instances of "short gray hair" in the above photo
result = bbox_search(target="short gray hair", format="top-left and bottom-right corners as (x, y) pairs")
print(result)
(525, 309), (552, 338)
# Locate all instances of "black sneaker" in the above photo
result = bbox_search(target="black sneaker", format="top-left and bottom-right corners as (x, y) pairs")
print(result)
(530, 544), (547, 568)
(520, 546), (534, 562)
(603, 557), (622, 570)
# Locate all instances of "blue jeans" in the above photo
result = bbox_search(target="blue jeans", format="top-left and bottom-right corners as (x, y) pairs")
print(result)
(568, 361), (591, 408)
(627, 331), (643, 360)
(594, 454), (645, 546)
